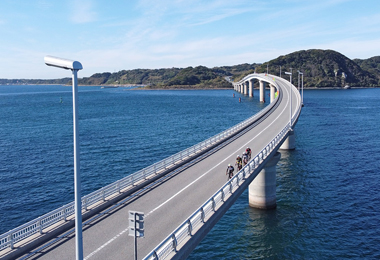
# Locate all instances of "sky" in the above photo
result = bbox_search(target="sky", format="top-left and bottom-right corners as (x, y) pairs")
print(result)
(1, 0), (380, 79)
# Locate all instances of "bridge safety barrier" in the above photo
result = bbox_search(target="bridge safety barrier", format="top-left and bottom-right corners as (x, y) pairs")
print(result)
(143, 122), (292, 260)
(0, 85), (280, 253)
(143, 75), (302, 260)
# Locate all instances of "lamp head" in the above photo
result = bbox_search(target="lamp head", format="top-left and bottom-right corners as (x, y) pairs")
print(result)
(44, 55), (83, 70)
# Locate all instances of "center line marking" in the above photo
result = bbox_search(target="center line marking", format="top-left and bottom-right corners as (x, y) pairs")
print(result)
(85, 80), (292, 259)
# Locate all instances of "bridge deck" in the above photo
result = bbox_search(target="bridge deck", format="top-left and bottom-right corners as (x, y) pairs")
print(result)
(16, 75), (300, 260)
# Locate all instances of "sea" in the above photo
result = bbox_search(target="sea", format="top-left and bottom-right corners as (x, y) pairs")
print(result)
(0, 85), (379, 259)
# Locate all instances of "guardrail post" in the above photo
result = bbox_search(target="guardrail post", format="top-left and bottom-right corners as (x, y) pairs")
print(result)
(152, 251), (159, 260)
(229, 181), (233, 194)
(39, 218), (43, 234)
(187, 219), (193, 236)
(172, 234), (178, 252)
(200, 208), (205, 223)
(62, 207), (67, 221)
(212, 198), (216, 211)
(9, 233), (14, 249)
(221, 189), (225, 202)
(102, 189), (105, 202)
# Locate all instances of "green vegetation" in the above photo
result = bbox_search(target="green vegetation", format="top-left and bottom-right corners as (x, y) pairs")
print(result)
(0, 78), (71, 85)
(2, 49), (380, 88)
(353, 56), (380, 81)
(253, 49), (380, 88)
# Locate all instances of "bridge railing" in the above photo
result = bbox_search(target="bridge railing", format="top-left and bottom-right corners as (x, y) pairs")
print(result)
(0, 90), (279, 252)
(143, 122), (291, 260)
(144, 75), (302, 260)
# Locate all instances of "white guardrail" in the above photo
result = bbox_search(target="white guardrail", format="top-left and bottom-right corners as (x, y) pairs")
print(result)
(0, 85), (279, 252)
(144, 99), (302, 260)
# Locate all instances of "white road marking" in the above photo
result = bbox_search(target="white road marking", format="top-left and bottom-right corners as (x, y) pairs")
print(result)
(84, 79), (292, 259)
(84, 228), (128, 260)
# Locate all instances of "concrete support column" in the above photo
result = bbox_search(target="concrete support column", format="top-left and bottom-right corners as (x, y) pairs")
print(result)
(244, 82), (248, 95)
(259, 81), (266, 103)
(270, 84), (276, 103)
(249, 152), (281, 209)
(280, 129), (295, 150)
(249, 79), (254, 97)
(240, 84), (244, 94)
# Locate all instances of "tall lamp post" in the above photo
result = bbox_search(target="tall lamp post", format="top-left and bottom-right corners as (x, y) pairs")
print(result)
(297, 70), (304, 106)
(285, 69), (293, 129)
(44, 55), (83, 260)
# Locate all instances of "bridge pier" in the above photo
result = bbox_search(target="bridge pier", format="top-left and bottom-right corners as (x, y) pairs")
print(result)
(248, 152), (281, 209)
(280, 129), (295, 150)
(270, 84), (276, 103)
(243, 82), (248, 95)
(259, 81), (266, 102)
(249, 79), (254, 97)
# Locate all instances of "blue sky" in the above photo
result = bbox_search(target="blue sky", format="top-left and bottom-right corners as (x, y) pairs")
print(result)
(1, 0), (380, 79)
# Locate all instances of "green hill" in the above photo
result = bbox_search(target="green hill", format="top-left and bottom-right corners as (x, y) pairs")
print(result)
(79, 64), (256, 89)
(253, 49), (380, 88)
(353, 56), (380, 81)
(2, 49), (380, 88)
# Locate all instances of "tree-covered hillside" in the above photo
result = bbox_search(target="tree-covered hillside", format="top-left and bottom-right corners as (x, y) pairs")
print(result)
(353, 56), (380, 80)
(253, 49), (380, 88)
(2, 49), (380, 88)
(79, 64), (257, 89)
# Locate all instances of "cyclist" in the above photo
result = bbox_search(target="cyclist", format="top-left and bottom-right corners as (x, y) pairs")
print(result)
(235, 155), (242, 171)
(242, 152), (249, 166)
(246, 147), (252, 160)
(226, 164), (234, 179)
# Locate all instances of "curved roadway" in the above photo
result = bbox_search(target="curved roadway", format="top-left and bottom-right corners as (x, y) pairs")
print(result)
(18, 74), (301, 260)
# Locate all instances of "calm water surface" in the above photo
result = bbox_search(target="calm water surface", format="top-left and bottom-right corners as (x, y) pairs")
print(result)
(189, 88), (380, 259)
(1, 86), (379, 259)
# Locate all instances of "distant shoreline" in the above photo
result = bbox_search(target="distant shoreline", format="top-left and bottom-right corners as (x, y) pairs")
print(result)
(1, 84), (378, 90)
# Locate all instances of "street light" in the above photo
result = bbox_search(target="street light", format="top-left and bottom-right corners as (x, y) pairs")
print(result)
(44, 55), (83, 260)
(297, 70), (304, 106)
(285, 69), (293, 129)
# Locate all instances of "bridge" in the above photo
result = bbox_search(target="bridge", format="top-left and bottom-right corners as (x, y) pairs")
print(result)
(0, 73), (302, 260)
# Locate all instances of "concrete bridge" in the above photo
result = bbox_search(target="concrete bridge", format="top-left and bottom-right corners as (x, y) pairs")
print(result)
(0, 73), (302, 260)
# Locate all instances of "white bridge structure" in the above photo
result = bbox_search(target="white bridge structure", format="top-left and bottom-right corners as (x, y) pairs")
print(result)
(0, 73), (302, 260)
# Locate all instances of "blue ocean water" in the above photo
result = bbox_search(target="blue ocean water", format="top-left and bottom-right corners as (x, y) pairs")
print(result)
(1, 86), (379, 259)
(189, 88), (380, 259)
(0, 85), (264, 234)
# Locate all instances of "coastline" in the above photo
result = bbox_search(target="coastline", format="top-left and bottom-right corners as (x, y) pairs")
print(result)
(1, 84), (378, 90)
